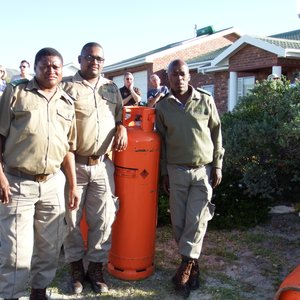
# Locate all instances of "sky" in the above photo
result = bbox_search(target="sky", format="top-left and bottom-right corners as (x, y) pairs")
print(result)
(1, 0), (300, 70)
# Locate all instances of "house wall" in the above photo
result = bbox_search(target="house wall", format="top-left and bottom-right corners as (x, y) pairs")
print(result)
(181, 50), (300, 114)
(190, 70), (228, 113)
(103, 33), (240, 104)
(103, 32), (300, 114)
(229, 45), (278, 71)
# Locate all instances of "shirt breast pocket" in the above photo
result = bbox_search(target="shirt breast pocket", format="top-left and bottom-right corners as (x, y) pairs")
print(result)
(101, 92), (118, 117)
(56, 108), (73, 133)
(192, 107), (210, 123)
(12, 101), (40, 133)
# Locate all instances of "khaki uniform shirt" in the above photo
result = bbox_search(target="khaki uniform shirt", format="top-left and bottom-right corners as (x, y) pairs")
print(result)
(61, 73), (123, 156)
(0, 79), (76, 175)
(155, 86), (225, 175)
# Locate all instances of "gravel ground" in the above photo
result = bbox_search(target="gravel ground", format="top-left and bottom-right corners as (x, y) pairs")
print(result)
(2, 211), (300, 300)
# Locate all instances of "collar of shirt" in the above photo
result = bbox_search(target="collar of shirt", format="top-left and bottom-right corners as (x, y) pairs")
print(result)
(169, 85), (198, 108)
(73, 71), (109, 88)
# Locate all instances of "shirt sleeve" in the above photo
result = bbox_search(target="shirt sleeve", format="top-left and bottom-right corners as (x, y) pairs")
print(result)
(115, 88), (124, 123)
(208, 96), (225, 168)
(0, 84), (14, 137)
(155, 107), (168, 176)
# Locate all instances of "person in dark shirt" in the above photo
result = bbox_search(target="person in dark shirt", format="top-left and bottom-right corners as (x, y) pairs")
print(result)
(119, 72), (141, 106)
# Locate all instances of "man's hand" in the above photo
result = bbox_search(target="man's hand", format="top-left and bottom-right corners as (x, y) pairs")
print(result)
(113, 124), (128, 152)
(68, 186), (79, 210)
(210, 167), (222, 189)
(0, 172), (12, 204)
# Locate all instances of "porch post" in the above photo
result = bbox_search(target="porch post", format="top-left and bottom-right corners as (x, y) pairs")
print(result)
(228, 71), (238, 111)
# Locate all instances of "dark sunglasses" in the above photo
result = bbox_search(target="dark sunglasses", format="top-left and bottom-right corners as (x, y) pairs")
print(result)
(82, 55), (105, 63)
(20, 65), (27, 69)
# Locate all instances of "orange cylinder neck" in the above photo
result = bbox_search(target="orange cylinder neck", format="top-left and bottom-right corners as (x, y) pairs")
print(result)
(123, 106), (155, 132)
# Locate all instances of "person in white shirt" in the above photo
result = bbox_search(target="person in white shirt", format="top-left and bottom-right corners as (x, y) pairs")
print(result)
(10, 59), (33, 82)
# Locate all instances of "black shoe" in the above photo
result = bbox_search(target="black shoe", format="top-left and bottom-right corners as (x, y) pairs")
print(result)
(171, 257), (194, 298)
(188, 259), (200, 290)
(29, 288), (48, 300)
(70, 259), (85, 294)
(172, 275), (190, 298)
(86, 262), (109, 294)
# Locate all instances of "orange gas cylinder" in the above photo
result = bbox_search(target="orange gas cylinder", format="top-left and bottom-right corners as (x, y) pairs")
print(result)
(108, 106), (161, 280)
(274, 264), (300, 299)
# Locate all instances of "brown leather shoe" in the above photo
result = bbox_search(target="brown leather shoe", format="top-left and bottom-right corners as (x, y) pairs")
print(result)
(29, 288), (47, 300)
(86, 262), (108, 293)
(70, 259), (85, 294)
(172, 257), (194, 298)
(188, 259), (200, 290)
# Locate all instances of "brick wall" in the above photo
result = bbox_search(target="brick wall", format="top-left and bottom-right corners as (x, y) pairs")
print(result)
(229, 45), (279, 71)
(104, 33), (240, 92)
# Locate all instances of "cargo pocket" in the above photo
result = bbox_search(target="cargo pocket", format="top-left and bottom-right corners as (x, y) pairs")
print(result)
(102, 195), (119, 243)
(204, 201), (215, 222)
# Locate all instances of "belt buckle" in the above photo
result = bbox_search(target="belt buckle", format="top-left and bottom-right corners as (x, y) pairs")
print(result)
(88, 156), (99, 166)
(35, 174), (48, 182)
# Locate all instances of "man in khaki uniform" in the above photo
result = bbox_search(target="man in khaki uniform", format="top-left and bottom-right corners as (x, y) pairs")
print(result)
(62, 42), (127, 295)
(0, 47), (78, 300)
(155, 59), (224, 298)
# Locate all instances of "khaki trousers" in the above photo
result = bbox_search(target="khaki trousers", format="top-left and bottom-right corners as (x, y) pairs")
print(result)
(0, 171), (66, 299)
(167, 164), (215, 259)
(64, 158), (119, 264)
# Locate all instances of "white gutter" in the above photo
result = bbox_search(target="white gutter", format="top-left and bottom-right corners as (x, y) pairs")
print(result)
(198, 65), (229, 74)
(103, 57), (152, 72)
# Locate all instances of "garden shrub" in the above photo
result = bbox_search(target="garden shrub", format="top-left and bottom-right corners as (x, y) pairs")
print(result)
(157, 193), (171, 227)
(211, 78), (300, 229)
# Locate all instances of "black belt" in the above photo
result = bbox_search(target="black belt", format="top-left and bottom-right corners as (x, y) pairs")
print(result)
(75, 154), (107, 166)
(182, 165), (204, 169)
(185, 165), (203, 169)
(5, 167), (55, 182)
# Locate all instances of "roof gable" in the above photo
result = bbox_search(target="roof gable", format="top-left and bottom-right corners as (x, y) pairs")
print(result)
(103, 27), (242, 72)
(270, 29), (300, 40)
(211, 29), (300, 68)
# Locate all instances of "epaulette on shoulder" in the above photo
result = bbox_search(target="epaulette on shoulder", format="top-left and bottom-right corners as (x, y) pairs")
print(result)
(196, 87), (211, 96)
(62, 76), (73, 83)
(103, 80), (120, 93)
(103, 78), (117, 88)
(10, 78), (29, 87)
(156, 92), (169, 104)
(111, 81), (119, 89)
(61, 90), (75, 105)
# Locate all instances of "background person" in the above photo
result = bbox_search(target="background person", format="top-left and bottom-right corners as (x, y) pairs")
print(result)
(155, 59), (224, 298)
(147, 73), (168, 107)
(0, 47), (78, 300)
(290, 71), (300, 87)
(0, 65), (7, 95)
(119, 71), (142, 106)
(62, 42), (127, 295)
(10, 59), (33, 82)
(267, 73), (280, 81)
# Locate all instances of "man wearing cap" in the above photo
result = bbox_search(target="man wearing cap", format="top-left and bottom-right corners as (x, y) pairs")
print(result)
(267, 73), (280, 81)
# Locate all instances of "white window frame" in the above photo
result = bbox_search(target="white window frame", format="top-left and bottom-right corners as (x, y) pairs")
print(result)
(237, 76), (255, 99)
